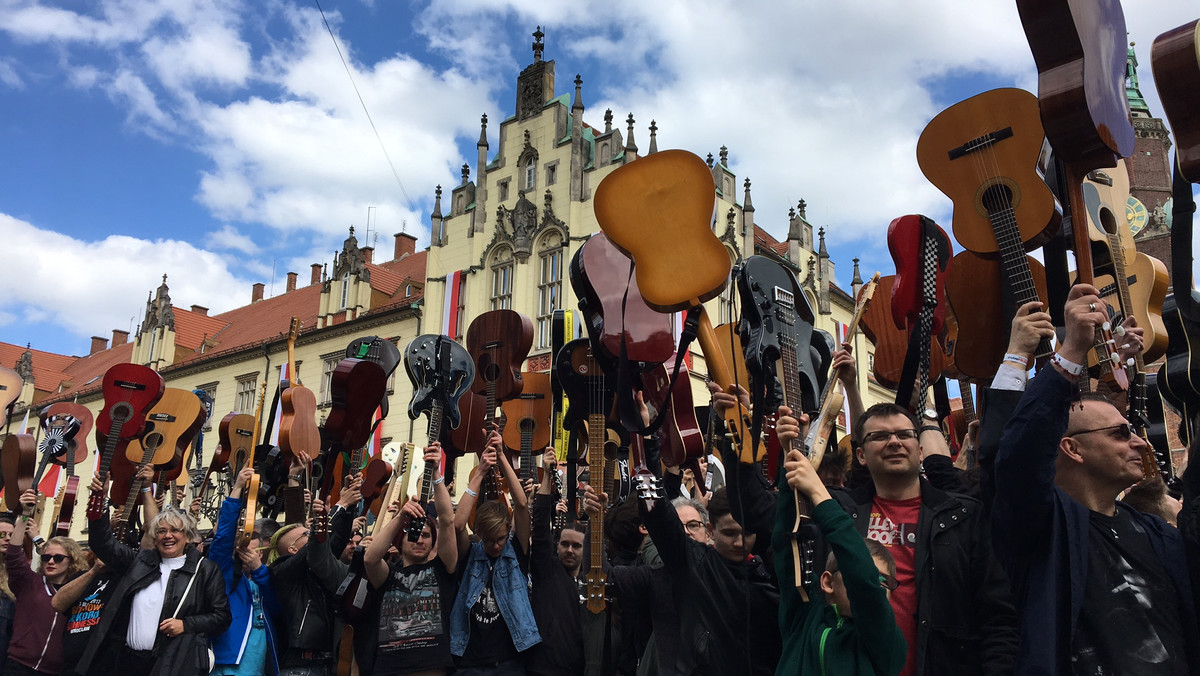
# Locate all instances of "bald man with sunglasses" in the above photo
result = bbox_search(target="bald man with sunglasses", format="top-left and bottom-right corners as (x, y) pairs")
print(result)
(991, 284), (1199, 675)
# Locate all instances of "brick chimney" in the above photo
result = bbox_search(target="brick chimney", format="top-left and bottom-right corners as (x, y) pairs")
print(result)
(190, 304), (208, 316)
(362, 247), (374, 265)
(90, 336), (108, 355)
(394, 232), (417, 260)
(311, 263), (322, 286)
(252, 283), (265, 303)
(286, 272), (298, 293)
(111, 329), (129, 346)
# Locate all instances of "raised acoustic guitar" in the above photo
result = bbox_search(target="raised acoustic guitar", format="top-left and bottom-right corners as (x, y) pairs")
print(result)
(594, 149), (755, 462)
(88, 364), (164, 520)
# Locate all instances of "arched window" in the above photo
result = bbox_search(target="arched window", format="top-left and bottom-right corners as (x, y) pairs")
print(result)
(490, 246), (514, 310)
(536, 231), (564, 348)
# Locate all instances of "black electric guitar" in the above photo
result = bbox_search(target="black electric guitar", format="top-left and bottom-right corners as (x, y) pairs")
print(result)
(404, 333), (475, 539)
(737, 255), (826, 418)
(1158, 294), (1200, 448)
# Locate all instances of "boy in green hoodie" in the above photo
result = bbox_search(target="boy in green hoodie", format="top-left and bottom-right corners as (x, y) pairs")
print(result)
(773, 407), (907, 676)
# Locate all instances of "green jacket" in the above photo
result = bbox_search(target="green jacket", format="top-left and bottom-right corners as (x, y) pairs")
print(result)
(772, 494), (906, 676)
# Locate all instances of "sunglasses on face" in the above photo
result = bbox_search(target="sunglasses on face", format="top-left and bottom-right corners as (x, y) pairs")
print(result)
(43, 554), (70, 564)
(1068, 422), (1133, 441)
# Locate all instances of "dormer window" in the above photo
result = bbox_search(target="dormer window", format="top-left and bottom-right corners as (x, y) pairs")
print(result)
(341, 272), (351, 309)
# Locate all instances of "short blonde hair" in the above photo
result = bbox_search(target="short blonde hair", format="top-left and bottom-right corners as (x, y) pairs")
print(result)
(147, 510), (199, 545)
(472, 501), (510, 540)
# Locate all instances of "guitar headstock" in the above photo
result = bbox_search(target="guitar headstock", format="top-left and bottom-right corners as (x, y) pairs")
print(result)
(634, 472), (664, 511)
(585, 569), (608, 614)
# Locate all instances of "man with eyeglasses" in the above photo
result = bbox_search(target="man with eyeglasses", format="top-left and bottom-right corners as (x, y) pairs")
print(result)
(991, 285), (1198, 675)
(793, 393), (1019, 676)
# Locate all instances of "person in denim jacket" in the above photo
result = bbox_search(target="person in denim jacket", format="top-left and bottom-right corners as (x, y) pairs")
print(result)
(450, 430), (540, 675)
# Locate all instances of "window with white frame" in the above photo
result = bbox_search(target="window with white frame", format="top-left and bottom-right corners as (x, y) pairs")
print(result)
(490, 247), (514, 311)
(234, 375), (258, 413)
(536, 232), (563, 348)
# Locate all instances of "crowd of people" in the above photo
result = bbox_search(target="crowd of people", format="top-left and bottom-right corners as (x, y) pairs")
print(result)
(0, 284), (1194, 675)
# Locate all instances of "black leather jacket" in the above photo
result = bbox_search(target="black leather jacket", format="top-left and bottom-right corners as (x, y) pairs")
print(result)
(268, 506), (350, 661)
(831, 480), (1018, 676)
(78, 513), (231, 676)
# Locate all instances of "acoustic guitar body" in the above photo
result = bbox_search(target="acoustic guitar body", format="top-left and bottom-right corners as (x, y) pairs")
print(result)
(1151, 19), (1200, 182)
(861, 275), (951, 389)
(0, 366), (20, 413)
(570, 232), (675, 366)
(466, 310), (534, 404)
(279, 385), (321, 464)
(128, 388), (206, 467)
(916, 87), (1061, 256)
(594, 149), (729, 311)
(640, 362), (704, 469)
(325, 358), (387, 452)
(41, 402), (93, 466)
(445, 391), (488, 460)
(1094, 251), (1169, 363)
(1, 434), (36, 509)
(501, 371), (553, 474)
(945, 250), (1050, 383)
(219, 413), (258, 475)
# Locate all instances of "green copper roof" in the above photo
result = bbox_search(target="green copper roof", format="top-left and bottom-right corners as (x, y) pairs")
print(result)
(1126, 42), (1150, 116)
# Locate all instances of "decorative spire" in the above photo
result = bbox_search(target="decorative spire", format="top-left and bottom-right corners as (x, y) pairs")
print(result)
(818, 227), (828, 258)
(743, 178), (754, 212)
(15, 347), (33, 383)
(532, 26), (545, 63)
(706, 153), (714, 168)
(1126, 41), (1150, 117)
(851, 257), (863, 285)
(625, 113), (638, 154)
(432, 185), (443, 219)
(478, 113), (488, 147)
(797, 199), (807, 219)
(572, 74), (584, 112)
(719, 145), (728, 166)
(604, 109), (613, 133)
(648, 119), (658, 154)
(461, 163), (470, 185)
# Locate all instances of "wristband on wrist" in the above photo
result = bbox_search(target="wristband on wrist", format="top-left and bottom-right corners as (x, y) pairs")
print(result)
(1051, 352), (1085, 377)
(433, 476), (444, 485)
(141, 487), (151, 493)
(920, 425), (944, 435)
(464, 487), (478, 498)
(1002, 353), (1028, 367)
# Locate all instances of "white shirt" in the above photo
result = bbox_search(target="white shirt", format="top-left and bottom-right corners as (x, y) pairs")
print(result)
(126, 555), (187, 650)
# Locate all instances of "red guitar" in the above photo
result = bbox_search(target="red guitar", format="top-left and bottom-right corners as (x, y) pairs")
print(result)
(886, 215), (953, 409)
(88, 364), (164, 520)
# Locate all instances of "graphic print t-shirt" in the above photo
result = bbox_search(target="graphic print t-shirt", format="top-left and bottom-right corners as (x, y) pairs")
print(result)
(868, 495), (921, 676)
(1072, 509), (1189, 676)
(375, 559), (456, 675)
(62, 572), (115, 674)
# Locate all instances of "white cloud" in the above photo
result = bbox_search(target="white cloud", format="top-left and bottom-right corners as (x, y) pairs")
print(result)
(0, 59), (22, 88)
(109, 69), (174, 131)
(0, 212), (253, 341)
(142, 22), (251, 91)
(207, 224), (257, 254)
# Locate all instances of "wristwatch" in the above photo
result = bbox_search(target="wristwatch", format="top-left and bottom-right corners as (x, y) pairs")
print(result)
(922, 408), (938, 422)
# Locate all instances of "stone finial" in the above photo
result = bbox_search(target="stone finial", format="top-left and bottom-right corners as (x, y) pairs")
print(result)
(478, 113), (488, 147)
(625, 113), (637, 153)
(648, 119), (658, 154)
(743, 178), (754, 212)
(851, 257), (863, 285)
(797, 199), (807, 219)
(818, 227), (828, 258)
(461, 164), (470, 185)
(572, 74), (584, 111)
(719, 145), (728, 166)
(432, 185), (443, 219)
(604, 109), (613, 133)
(532, 26), (545, 62)
(706, 153), (714, 168)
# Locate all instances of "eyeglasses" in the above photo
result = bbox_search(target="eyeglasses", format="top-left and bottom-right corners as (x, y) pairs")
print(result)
(0, 532), (11, 540)
(1067, 422), (1133, 441)
(682, 520), (706, 533)
(862, 429), (918, 444)
(43, 554), (70, 564)
(482, 531), (511, 547)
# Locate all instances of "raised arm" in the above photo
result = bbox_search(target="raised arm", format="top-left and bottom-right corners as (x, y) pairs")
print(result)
(86, 473), (137, 574)
(832, 343), (866, 433)
(52, 562), (104, 613)
(365, 499), (408, 590)
(427, 443), (458, 573)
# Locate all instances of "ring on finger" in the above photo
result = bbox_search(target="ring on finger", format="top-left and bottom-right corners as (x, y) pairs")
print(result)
(1088, 302), (1096, 312)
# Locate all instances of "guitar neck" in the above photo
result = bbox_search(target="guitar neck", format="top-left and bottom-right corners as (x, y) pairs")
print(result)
(958, 379), (977, 425)
(586, 412), (606, 574)
(1104, 232), (1144, 373)
(987, 199), (1056, 358)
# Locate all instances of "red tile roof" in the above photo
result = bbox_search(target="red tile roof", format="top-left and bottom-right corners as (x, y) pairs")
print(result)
(172, 307), (230, 351)
(0, 342), (76, 394)
(170, 283), (323, 368)
(47, 341), (136, 401)
(753, 225), (789, 256)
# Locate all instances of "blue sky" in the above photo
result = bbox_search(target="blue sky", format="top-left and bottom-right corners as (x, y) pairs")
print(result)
(1, 0), (1196, 358)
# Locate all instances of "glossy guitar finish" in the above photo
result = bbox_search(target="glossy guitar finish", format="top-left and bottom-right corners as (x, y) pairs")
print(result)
(737, 255), (825, 415)
(127, 389), (206, 467)
(88, 364), (164, 520)
(345, 335), (402, 419)
(1158, 294), (1200, 447)
(1, 434), (36, 511)
(39, 406), (88, 466)
(1151, 19), (1200, 182)
(570, 232), (675, 366)
(640, 362), (704, 469)
(887, 215), (953, 341)
(466, 310), (533, 404)
(501, 371), (553, 483)
(1094, 252), (1169, 364)
(0, 366), (20, 414)
(280, 318), (321, 464)
(219, 413), (258, 476)
(325, 358), (387, 452)
(404, 334), (475, 432)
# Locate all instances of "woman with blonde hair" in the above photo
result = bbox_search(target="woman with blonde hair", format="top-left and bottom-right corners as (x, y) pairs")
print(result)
(77, 474), (230, 676)
(5, 490), (81, 675)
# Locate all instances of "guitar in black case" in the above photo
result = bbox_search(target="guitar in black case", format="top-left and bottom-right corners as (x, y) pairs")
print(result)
(1158, 293), (1200, 448)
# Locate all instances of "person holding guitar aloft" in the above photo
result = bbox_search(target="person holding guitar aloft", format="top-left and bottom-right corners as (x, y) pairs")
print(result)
(774, 411), (907, 676)
(208, 466), (282, 675)
(362, 443), (458, 676)
(450, 427), (541, 674)
(5, 489), (88, 676)
(990, 284), (1197, 675)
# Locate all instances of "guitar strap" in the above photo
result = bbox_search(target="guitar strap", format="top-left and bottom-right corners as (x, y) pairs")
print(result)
(566, 426), (578, 526)
(1171, 156), (1198, 322)
(1043, 155), (1073, 328)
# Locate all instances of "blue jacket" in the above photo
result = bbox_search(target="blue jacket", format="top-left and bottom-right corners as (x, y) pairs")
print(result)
(991, 366), (1200, 675)
(208, 496), (283, 674)
(450, 534), (541, 656)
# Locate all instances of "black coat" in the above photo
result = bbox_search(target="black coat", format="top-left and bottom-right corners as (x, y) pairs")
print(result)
(831, 479), (1018, 676)
(77, 513), (231, 676)
(268, 506), (350, 660)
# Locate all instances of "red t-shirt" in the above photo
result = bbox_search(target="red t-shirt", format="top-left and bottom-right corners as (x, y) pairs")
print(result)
(868, 495), (921, 676)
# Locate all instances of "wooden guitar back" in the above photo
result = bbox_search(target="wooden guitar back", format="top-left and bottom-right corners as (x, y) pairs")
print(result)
(1152, 19), (1200, 182)
(594, 149), (729, 311)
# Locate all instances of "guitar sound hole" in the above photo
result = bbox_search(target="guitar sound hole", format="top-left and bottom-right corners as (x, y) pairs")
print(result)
(111, 402), (133, 424)
(982, 183), (1014, 212)
(482, 361), (500, 382)
(1099, 207), (1119, 236)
